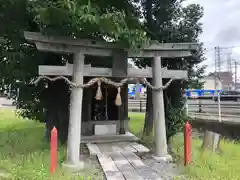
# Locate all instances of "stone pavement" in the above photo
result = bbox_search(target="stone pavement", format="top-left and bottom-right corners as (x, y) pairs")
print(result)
(87, 142), (165, 180)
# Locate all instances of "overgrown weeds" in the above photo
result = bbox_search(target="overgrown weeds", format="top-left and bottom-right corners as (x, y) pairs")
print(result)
(129, 112), (240, 180)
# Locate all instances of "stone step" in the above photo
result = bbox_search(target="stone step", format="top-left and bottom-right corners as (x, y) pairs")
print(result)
(81, 132), (139, 143)
(87, 142), (149, 155)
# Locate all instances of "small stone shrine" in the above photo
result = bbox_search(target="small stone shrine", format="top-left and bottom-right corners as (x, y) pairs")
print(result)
(24, 31), (198, 169)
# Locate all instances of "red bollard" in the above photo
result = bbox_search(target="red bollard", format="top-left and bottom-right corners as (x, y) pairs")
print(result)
(50, 127), (58, 175)
(184, 121), (191, 166)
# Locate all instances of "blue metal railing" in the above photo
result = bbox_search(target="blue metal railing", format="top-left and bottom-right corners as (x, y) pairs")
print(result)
(185, 89), (223, 98)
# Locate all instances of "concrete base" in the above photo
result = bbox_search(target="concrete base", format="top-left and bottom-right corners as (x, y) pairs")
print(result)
(81, 132), (139, 143)
(95, 124), (117, 135)
(152, 154), (173, 163)
(62, 161), (84, 172)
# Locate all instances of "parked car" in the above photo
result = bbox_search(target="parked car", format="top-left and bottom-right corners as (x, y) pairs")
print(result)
(214, 90), (240, 102)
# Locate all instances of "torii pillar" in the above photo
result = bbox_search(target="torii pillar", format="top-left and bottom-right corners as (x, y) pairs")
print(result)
(152, 56), (172, 162)
(63, 52), (85, 170)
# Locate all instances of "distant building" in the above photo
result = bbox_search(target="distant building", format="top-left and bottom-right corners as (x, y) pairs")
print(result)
(204, 71), (234, 90)
(202, 76), (222, 90)
(234, 83), (240, 91)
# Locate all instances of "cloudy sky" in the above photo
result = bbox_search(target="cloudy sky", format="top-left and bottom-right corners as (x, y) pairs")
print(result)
(186, 0), (240, 75)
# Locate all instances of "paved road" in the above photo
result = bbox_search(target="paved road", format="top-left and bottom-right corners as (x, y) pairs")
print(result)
(188, 112), (240, 124)
(1, 97), (239, 123)
(187, 99), (240, 115)
(0, 97), (15, 109)
(187, 99), (240, 105)
(128, 99), (240, 114)
(128, 99), (240, 124)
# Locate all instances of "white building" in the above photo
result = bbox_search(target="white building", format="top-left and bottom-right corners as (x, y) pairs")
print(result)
(201, 76), (222, 90)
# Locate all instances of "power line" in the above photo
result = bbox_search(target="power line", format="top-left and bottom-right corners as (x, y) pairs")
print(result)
(212, 45), (240, 90)
(204, 45), (240, 52)
(217, 45), (240, 49)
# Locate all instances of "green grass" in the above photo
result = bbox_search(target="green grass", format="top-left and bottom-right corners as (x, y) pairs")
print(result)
(0, 109), (101, 180)
(129, 112), (240, 180)
(1, 110), (240, 180)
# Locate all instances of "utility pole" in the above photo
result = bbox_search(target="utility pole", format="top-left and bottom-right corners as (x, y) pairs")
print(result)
(212, 46), (221, 152)
(214, 47), (217, 90)
(227, 53), (232, 73)
(214, 46), (221, 90)
(234, 60), (238, 90)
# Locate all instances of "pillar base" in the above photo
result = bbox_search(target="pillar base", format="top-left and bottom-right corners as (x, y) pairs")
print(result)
(62, 161), (84, 172)
(152, 154), (173, 163)
(119, 128), (126, 134)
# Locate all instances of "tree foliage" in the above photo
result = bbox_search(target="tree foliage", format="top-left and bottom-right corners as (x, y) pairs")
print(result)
(0, 0), (148, 121)
(139, 0), (206, 139)
(33, 0), (148, 49)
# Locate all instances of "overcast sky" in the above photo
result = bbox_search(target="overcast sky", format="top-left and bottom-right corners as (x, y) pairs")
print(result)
(185, 0), (240, 75)
(131, 0), (240, 77)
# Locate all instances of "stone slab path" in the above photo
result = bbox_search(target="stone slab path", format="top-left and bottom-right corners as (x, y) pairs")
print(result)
(87, 142), (163, 180)
(87, 142), (149, 155)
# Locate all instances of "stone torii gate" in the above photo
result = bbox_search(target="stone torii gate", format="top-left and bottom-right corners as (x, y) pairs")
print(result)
(24, 31), (198, 170)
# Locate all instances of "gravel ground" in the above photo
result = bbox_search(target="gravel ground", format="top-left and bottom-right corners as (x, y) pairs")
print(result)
(72, 155), (104, 179)
(72, 145), (105, 179)
(142, 153), (185, 180)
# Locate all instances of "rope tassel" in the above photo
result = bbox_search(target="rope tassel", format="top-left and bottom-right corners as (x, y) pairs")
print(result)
(115, 87), (122, 106)
(95, 80), (103, 100)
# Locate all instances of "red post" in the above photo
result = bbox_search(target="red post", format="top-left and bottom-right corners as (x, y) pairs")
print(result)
(184, 121), (191, 165)
(50, 127), (58, 175)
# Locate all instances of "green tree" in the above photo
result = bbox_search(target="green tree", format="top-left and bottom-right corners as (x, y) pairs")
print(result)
(137, 0), (206, 142)
(0, 0), (148, 143)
